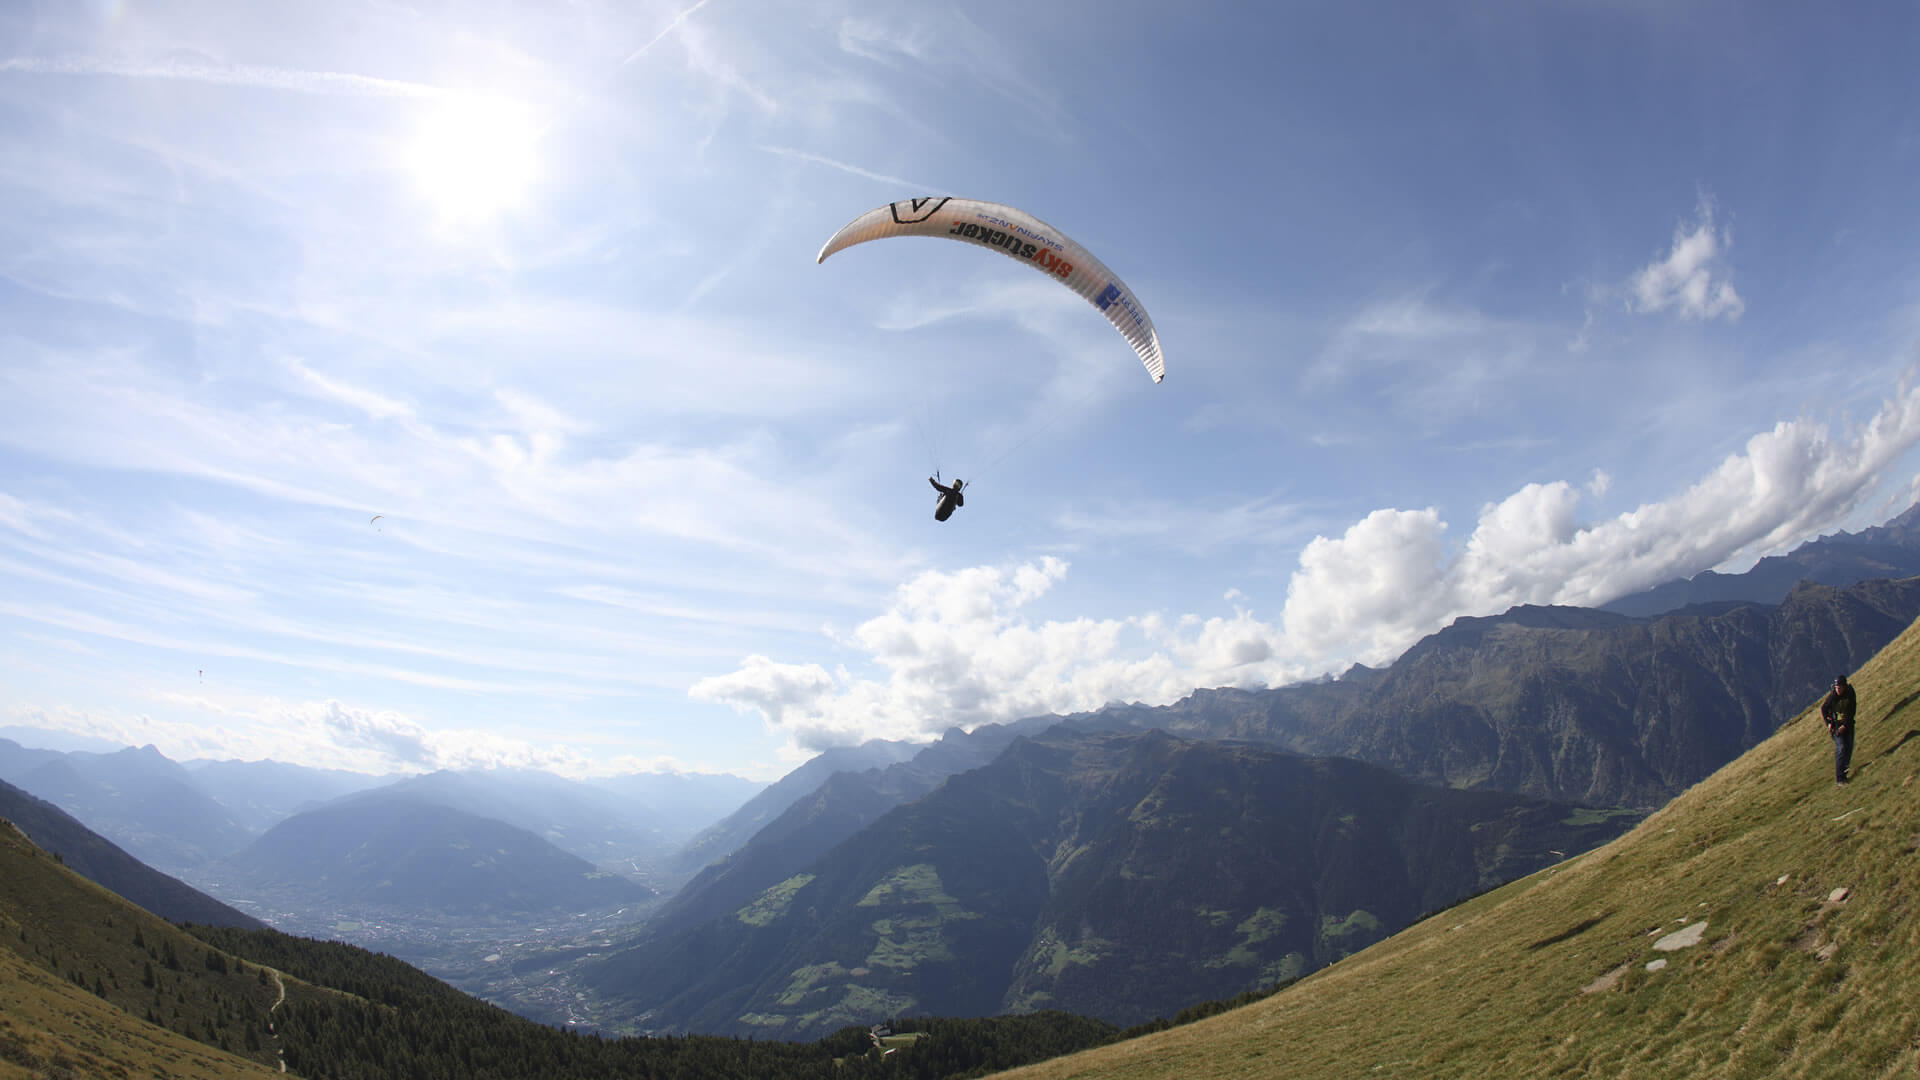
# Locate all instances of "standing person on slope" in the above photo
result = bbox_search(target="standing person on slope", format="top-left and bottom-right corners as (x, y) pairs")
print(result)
(1822, 674), (1858, 785)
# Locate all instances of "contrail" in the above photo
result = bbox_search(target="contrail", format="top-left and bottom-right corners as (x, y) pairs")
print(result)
(0, 55), (455, 99)
(757, 145), (945, 194)
(623, 0), (717, 64)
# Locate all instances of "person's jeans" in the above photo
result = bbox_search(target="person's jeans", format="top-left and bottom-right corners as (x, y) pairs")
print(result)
(1832, 727), (1854, 782)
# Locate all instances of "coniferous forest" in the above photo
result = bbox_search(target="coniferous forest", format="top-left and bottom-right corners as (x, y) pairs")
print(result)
(187, 923), (1153, 1079)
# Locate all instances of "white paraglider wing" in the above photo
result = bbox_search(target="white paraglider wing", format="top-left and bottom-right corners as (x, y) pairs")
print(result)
(816, 197), (1164, 383)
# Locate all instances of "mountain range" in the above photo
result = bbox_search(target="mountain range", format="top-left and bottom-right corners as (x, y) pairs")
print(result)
(6, 509), (1920, 1074)
(669, 738), (923, 874)
(584, 728), (1641, 1039)
(1101, 578), (1920, 807)
(992, 585), (1920, 1080)
(0, 777), (262, 929)
(601, 575), (1920, 1019)
(0, 812), (1119, 1079)
(218, 797), (653, 918)
(11, 598), (1918, 1075)
(0, 740), (767, 895)
(0, 741), (253, 875)
(1600, 501), (1920, 616)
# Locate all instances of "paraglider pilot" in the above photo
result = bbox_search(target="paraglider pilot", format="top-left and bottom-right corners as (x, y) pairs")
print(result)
(930, 476), (965, 522)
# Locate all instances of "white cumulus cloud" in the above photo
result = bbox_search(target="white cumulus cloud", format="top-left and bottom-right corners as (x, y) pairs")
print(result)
(1628, 199), (1745, 321)
(692, 556), (1306, 752)
(695, 379), (1920, 751)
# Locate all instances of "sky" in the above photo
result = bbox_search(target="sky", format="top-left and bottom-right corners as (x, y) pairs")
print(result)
(2, 0), (1918, 782)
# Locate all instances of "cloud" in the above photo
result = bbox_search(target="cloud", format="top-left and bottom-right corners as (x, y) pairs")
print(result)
(623, 0), (720, 65)
(1052, 494), (1307, 555)
(1627, 198), (1745, 322)
(284, 357), (416, 422)
(1282, 507), (1455, 665)
(692, 556), (1308, 752)
(7, 698), (693, 778)
(1309, 292), (1557, 430)
(756, 145), (942, 194)
(695, 379), (1920, 751)
(0, 55), (453, 100)
(1282, 376), (1920, 665)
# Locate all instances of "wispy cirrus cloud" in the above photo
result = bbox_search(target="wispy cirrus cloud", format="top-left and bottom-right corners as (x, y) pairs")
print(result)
(7, 698), (689, 777)
(0, 55), (456, 100)
(623, 0), (722, 65)
(758, 145), (942, 193)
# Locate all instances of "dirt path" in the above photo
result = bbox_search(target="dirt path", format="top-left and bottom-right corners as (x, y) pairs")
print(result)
(267, 968), (287, 1073)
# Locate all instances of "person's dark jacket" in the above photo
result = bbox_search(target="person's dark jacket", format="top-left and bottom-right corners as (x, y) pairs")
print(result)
(1822, 682), (1857, 733)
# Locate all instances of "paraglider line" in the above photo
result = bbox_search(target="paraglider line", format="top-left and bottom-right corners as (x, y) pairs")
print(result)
(968, 374), (1107, 493)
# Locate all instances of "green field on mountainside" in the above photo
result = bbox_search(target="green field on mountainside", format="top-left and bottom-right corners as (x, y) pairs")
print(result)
(991, 613), (1920, 1079)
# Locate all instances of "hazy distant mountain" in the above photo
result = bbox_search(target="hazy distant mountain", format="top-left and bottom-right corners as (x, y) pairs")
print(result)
(587, 729), (1638, 1038)
(0, 743), (251, 874)
(669, 738), (921, 874)
(223, 797), (652, 917)
(0, 731), (116, 765)
(1602, 502), (1920, 616)
(586, 770), (764, 835)
(184, 757), (394, 834)
(320, 767), (751, 890)
(1102, 577), (1920, 808)
(0, 777), (263, 928)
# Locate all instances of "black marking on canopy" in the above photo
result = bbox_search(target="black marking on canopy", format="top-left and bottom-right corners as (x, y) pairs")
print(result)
(889, 197), (951, 224)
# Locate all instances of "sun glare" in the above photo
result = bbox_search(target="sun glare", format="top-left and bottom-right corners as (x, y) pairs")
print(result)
(400, 94), (542, 225)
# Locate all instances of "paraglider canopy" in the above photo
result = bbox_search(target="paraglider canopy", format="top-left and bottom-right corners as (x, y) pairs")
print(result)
(817, 197), (1164, 382)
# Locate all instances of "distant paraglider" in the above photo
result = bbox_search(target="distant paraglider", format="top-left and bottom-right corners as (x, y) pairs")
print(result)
(369, 515), (383, 532)
(816, 197), (1164, 382)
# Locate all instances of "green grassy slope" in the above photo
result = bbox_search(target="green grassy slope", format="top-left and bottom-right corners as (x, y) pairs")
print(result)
(0, 822), (282, 1079)
(993, 616), (1920, 1080)
(0, 945), (278, 1080)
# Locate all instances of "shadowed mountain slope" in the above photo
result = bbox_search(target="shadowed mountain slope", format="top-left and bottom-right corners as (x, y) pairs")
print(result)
(988, 612), (1920, 1080)
(670, 738), (921, 874)
(586, 730), (1640, 1040)
(1112, 577), (1920, 807)
(0, 778), (262, 928)
(648, 718), (1056, 943)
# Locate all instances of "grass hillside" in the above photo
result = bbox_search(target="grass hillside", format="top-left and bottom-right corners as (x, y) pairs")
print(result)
(0, 945), (276, 1080)
(0, 821), (282, 1079)
(992, 616), (1920, 1079)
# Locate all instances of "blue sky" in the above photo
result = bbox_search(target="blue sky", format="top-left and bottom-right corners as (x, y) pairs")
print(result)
(3, 0), (1917, 781)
